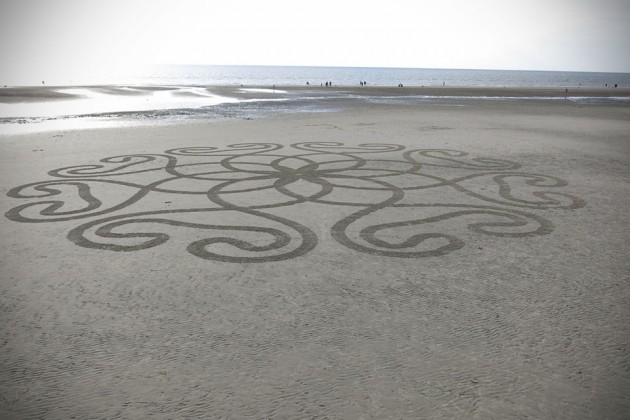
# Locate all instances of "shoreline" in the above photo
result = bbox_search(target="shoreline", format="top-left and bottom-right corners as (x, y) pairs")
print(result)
(2, 85), (630, 136)
(3, 84), (630, 102)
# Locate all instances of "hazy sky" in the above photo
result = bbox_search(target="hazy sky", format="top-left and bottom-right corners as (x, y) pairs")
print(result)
(1, 0), (629, 84)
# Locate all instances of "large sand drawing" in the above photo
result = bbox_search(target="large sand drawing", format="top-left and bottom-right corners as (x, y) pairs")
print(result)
(6, 142), (585, 262)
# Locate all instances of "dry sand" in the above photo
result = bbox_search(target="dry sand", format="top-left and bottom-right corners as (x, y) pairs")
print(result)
(1, 96), (629, 418)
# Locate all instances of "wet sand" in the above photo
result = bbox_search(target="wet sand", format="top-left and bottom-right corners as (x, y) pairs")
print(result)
(1, 97), (629, 418)
(3, 84), (630, 103)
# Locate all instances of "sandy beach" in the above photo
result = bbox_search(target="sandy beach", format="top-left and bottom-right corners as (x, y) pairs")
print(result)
(1, 91), (629, 418)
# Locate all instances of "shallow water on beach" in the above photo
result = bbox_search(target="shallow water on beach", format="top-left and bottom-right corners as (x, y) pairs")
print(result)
(0, 86), (240, 119)
(2, 89), (630, 135)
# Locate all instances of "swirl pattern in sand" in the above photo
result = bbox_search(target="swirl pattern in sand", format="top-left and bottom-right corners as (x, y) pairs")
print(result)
(5, 142), (585, 262)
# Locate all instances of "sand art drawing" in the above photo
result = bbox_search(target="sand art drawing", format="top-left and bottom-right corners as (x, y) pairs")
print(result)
(5, 142), (585, 262)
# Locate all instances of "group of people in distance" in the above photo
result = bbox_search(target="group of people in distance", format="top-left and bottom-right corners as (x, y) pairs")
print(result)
(307, 81), (336, 86)
(304, 80), (412, 87)
(305, 81), (335, 86)
(308, 81), (369, 87)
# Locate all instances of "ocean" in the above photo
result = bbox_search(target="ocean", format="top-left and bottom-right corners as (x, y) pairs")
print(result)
(12, 64), (630, 89)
